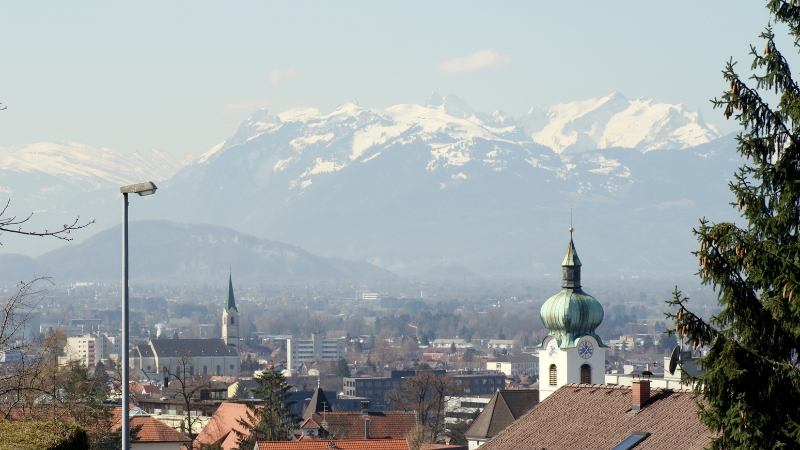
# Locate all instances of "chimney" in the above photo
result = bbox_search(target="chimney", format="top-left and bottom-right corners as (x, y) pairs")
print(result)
(360, 401), (370, 416)
(631, 379), (650, 412)
(364, 417), (370, 439)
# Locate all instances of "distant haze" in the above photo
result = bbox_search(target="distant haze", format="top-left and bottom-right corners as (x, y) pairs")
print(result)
(0, 94), (744, 280)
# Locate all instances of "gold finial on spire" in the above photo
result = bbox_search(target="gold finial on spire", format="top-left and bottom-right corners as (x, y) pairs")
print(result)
(569, 203), (574, 234)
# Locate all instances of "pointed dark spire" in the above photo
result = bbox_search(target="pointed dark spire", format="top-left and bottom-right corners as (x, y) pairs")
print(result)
(302, 386), (331, 419)
(225, 273), (237, 312)
(561, 228), (582, 289)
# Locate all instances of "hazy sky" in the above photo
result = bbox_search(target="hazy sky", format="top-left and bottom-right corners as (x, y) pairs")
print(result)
(0, 1), (774, 160)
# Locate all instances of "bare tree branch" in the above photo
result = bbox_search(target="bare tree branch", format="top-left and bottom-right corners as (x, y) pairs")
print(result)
(0, 199), (94, 244)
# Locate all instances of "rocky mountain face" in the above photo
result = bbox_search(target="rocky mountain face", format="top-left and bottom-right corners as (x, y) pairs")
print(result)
(0, 94), (741, 280)
(144, 95), (740, 278)
(518, 92), (721, 154)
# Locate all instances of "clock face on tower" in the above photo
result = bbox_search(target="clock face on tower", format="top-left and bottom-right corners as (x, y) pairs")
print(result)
(578, 340), (594, 359)
(548, 343), (558, 359)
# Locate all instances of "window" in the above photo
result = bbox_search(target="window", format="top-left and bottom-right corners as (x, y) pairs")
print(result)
(146, 365), (151, 371)
(230, 317), (235, 325)
(203, 366), (207, 375)
(190, 366), (194, 376)
(549, 364), (557, 386)
(216, 365), (221, 375)
(230, 364), (234, 370)
(580, 364), (591, 384)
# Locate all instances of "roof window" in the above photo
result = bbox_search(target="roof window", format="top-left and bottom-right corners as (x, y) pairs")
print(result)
(612, 431), (650, 450)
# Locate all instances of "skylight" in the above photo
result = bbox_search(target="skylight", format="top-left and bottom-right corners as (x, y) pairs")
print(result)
(612, 431), (650, 450)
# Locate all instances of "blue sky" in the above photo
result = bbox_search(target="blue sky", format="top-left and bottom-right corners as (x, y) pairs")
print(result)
(0, 1), (773, 159)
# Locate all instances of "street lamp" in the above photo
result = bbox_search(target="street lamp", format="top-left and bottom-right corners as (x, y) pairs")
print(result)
(119, 181), (157, 450)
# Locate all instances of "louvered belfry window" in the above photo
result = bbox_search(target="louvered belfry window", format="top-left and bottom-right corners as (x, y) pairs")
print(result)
(580, 364), (591, 384)
(549, 364), (557, 386)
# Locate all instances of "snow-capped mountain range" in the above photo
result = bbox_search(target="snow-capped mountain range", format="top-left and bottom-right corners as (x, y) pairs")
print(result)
(0, 93), (739, 279)
(520, 92), (721, 154)
(0, 141), (181, 187)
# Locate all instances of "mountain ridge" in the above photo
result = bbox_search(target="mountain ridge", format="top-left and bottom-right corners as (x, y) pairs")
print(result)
(0, 220), (396, 285)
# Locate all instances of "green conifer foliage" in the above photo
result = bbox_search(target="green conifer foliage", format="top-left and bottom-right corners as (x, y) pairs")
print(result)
(234, 368), (299, 449)
(667, 2), (800, 447)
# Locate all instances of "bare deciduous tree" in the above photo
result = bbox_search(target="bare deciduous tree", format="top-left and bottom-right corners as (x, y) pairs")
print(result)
(386, 371), (458, 445)
(0, 200), (93, 244)
(161, 352), (213, 438)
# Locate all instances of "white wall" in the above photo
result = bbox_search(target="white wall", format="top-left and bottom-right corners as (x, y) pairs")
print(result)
(539, 335), (605, 401)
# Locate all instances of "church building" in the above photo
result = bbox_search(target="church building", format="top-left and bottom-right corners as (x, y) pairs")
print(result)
(538, 229), (607, 400)
(131, 274), (240, 379)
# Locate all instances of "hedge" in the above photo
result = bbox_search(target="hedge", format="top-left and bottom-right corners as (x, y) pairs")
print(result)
(0, 420), (89, 450)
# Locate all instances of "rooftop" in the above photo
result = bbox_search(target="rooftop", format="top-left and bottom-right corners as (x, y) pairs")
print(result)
(480, 384), (710, 450)
(310, 412), (416, 440)
(257, 439), (409, 450)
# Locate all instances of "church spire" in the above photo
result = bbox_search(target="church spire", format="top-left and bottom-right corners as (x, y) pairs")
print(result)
(561, 227), (582, 289)
(225, 273), (237, 312)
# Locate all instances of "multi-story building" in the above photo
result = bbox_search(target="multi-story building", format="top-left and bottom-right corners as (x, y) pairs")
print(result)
(61, 333), (121, 367)
(444, 395), (493, 426)
(607, 335), (636, 353)
(342, 369), (506, 411)
(485, 354), (538, 377)
(287, 334), (345, 371)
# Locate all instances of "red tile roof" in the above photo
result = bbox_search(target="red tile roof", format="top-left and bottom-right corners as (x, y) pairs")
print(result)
(480, 384), (711, 450)
(311, 412), (416, 440)
(125, 416), (192, 443)
(300, 418), (321, 429)
(99, 407), (192, 443)
(193, 402), (260, 450)
(257, 439), (410, 450)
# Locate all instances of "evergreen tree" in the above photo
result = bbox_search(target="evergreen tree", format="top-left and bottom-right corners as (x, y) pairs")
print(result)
(335, 357), (350, 378)
(668, 2), (800, 447)
(234, 368), (299, 448)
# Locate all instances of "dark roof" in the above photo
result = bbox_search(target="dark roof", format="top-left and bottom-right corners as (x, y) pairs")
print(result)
(303, 387), (332, 419)
(465, 390), (539, 439)
(480, 384), (711, 450)
(150, 338), (239, 357)
(136, 344), (154, 358)
(225, 273), (237, 312)
(311, 412), (416, 440)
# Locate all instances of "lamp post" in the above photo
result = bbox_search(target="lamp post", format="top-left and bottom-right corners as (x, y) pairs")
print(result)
(120, 181), (157, 450)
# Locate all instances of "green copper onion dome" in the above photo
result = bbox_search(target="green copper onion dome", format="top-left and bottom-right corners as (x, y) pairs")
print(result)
(539, 229), (605, 348)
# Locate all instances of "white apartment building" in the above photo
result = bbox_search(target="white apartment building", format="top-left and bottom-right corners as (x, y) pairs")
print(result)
(61, 333), (121, 367)
(287, 334), (345, 371)
(486, 354), (539, 377)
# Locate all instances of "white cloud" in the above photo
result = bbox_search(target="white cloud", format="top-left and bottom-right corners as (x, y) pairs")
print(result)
(269, 67), (304, 84)
(437, 50), (513, 74)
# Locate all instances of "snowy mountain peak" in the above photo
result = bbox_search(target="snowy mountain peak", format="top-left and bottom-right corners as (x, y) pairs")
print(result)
(519, 93), (721, 154)
(0, 141), (182, 186)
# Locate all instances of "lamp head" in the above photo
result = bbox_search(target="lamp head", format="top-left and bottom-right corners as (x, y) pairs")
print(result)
(120, 181), (158, 196)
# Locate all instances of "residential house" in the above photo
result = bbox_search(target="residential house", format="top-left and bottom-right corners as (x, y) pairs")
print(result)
(479, 382), (710, 449)
(257, 439), (410, 450)
(463, 390), (539, 449)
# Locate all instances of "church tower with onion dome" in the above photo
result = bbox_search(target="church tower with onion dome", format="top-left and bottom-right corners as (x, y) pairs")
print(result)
(538, 228), (607, 400)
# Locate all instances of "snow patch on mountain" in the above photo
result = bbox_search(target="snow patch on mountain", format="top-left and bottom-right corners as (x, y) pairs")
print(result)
(520, 92), (721, 154)
(0, 141), (182, 186)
